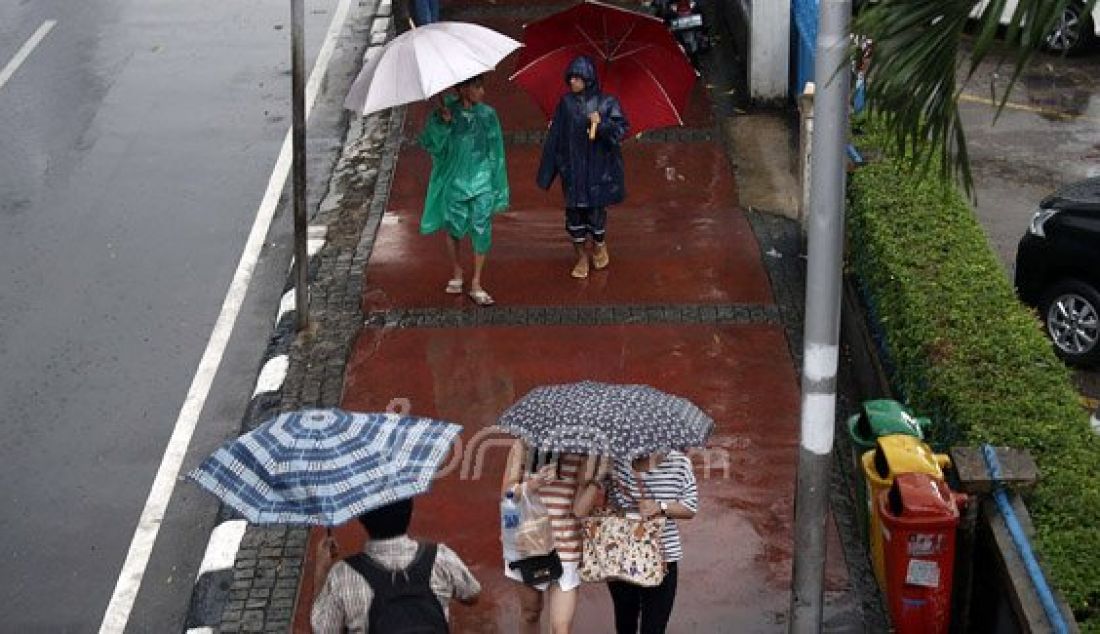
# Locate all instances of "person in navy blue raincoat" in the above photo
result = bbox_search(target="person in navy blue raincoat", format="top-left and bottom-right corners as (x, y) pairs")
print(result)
(409, 0), (439, 26)
(537, 56), (629, 279)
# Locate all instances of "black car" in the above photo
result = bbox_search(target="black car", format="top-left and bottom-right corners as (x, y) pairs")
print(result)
(1015, 177), (1100, 367)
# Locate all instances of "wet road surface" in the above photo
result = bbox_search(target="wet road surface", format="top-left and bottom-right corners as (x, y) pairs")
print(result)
(0, 0), (364, 629)
(959, 42), (1100, 400)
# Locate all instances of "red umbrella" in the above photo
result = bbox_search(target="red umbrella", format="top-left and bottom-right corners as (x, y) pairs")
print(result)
(509, 1), (696, 136)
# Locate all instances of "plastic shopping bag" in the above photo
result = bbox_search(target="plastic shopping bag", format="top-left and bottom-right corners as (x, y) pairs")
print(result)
(514, 487), (555, 557)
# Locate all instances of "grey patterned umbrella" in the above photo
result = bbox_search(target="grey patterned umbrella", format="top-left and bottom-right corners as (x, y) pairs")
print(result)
(496, 381), (714, 459)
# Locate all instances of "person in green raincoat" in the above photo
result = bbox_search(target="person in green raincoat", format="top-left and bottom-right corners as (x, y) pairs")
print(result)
(419, 74), (510, 306)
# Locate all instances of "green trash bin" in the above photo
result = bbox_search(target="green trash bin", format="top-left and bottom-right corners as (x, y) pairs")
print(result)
(846, 399), (932, 540)
(846, 399), (930, 452)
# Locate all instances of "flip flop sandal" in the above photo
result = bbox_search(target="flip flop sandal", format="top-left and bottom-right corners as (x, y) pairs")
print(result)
(445, 278), (464, 294)
(468, 289), (495, 306)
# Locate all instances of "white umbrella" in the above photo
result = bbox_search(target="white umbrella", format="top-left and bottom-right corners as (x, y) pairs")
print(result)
(344, 21), (522, 116)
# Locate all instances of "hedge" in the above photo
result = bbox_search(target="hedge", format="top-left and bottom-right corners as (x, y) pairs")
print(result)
(846, 130), (1100, 627)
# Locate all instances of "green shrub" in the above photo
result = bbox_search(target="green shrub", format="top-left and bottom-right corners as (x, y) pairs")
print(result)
(847, 132), (1100, 626)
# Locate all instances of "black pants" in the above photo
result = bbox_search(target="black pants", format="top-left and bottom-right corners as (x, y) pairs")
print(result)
(607, 562), (679, 634)
(565, 206), (607, 243)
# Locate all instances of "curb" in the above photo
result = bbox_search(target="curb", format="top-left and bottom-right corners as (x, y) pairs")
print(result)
(180, 2), (402, 630)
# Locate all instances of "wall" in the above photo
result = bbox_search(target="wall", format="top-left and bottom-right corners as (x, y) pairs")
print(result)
(748, 0), (791, 103)
(717, 0), (791, 104)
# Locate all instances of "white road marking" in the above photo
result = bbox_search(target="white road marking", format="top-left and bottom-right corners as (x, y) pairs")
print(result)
(276, 289), (296, 325)
(197, 520), (249, 577)
(96, 0), (356, 630)
(252, 355), (290, 398)
(286, 225), (329, 272)
(0, 20), (57, 92)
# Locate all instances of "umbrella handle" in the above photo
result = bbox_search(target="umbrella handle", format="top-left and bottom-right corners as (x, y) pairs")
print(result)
(588, 119), (598, 141)
(322, 528), (340, 558)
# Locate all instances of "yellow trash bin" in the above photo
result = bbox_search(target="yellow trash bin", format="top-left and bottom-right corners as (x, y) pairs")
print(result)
(862, 435), (951, 591)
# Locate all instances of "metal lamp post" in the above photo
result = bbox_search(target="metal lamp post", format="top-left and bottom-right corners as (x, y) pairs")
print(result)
(291, 0), (310, 332)
(789, 0), (852, 631)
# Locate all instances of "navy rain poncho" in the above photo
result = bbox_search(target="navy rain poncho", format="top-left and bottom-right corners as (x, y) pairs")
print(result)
(536, 56), (629, 209)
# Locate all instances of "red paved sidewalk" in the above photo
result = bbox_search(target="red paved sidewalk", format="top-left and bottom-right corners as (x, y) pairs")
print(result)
(293, 2), (851, 631)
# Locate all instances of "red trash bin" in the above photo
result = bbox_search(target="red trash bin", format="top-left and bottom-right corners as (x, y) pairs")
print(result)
(876, 472), (968, 634)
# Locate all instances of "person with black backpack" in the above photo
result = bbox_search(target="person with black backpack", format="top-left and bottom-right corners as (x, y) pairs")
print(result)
(311, 499), (480, 633)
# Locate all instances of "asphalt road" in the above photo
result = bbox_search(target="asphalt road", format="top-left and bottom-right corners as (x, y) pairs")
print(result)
(959, 42), (1100, 401)
(0, 0), (371, 630)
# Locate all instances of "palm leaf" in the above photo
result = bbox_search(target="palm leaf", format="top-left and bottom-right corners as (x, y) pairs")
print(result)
(854, 0), (1093, 196)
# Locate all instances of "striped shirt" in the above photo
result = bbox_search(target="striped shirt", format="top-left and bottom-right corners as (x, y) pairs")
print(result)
(311, 536), (480, 633)
(533, 454), (584, 563)
(608, 451), (699, 563)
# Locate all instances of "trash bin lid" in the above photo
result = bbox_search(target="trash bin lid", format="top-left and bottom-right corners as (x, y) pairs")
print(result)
(856, 400), (929, 440)
(886, 473), (959, 519)
(874, 435), (947, 480)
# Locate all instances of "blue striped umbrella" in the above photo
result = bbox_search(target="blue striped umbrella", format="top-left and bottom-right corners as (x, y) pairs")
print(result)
(188, 408), (462, 526)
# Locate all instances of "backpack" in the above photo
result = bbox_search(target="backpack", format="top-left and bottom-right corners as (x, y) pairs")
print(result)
(344, 543), (449, 634)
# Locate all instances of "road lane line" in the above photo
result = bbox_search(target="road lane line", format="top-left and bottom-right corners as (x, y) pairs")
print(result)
(96, 0), (355, 631)
(958, 92), (1100, 123)
(0, 20), (57, 92)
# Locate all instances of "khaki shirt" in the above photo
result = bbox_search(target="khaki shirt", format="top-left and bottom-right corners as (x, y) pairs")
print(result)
(311, 535), (481, 634)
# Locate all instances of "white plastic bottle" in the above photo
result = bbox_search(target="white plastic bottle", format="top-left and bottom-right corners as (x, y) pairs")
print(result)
(501, 490), (521, 562)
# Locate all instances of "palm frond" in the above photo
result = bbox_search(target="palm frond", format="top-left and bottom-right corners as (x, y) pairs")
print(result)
(854, 0), (1090, 196)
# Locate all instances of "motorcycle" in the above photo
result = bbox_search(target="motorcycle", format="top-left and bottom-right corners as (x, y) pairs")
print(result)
(649, 0), (710, 69)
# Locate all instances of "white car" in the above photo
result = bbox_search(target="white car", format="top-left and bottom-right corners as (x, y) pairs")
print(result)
(974, 0), (1100, 53)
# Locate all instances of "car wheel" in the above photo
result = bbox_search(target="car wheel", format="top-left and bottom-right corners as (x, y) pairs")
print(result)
(1041, 279), (1100, 367)
(1044, 2), (1093, 55)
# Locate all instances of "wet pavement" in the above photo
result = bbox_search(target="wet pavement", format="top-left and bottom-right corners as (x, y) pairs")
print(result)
(291, 1), (861, 631)
(958, 42), (1100, 400)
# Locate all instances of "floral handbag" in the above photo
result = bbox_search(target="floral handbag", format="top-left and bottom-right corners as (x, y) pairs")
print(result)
(579, 507), (667, 587)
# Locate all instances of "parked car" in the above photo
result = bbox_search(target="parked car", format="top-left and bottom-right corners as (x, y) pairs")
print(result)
(974, 0), (1100, 54)
(859, 1), (1100, 54)
(1015, 177), (1100, 367)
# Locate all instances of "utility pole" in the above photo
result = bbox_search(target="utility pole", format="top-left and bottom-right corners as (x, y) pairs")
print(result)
(789, 0), (852, 631)
(291, 0), (310, 331)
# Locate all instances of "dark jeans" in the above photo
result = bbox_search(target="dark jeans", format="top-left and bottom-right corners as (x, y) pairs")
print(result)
(565, 206), (607, 243)
(607, 562), (679, 634)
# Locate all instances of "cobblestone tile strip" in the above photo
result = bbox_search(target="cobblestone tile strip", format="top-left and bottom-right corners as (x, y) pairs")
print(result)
(397, 127), (717, 148)
(364, 302), (780, 330)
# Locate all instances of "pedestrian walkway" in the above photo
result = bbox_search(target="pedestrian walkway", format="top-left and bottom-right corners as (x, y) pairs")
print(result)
(291, 1), (855, 631)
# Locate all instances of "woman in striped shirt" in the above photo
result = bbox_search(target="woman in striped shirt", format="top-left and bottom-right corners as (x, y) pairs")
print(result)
(575, 451), (699, 634)
(501, 440), (587, 634)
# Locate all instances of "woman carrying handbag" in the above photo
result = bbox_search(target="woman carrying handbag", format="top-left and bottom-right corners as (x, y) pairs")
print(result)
(574, 451), (698, 634)
(501, 440), (587, 634)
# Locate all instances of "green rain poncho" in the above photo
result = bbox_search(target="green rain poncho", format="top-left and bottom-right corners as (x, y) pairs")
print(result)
(418, 94), (510, 254)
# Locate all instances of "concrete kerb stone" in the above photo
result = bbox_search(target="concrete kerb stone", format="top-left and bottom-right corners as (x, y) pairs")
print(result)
(181, 5), (403, 632)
